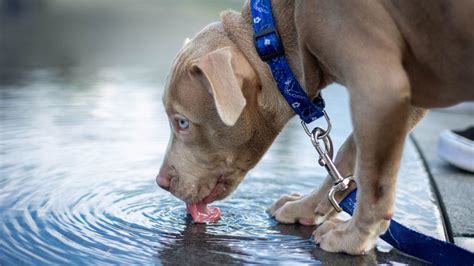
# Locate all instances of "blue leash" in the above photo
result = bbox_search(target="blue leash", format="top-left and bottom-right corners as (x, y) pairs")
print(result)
(250, 0), (474, 264)
(341, 190), (474, 265)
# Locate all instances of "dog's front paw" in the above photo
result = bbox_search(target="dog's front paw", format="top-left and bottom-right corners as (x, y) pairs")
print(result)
(312, 218), (388, 255)
(267, 193), (334, 225)
(267, 193), (301, 215)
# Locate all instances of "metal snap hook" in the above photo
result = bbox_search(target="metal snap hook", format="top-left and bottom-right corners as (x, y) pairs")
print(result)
(301, 110), (356, 212)
(311, 127), (334, 162)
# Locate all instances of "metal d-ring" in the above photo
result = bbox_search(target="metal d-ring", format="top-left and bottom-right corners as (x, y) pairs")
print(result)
(301, 110), (332, 139)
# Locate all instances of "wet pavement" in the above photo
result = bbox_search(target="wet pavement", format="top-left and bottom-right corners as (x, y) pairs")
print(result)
(411, 106), (474, 252)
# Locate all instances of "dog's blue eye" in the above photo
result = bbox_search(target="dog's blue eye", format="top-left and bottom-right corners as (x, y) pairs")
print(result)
(177, 117), (189, 130)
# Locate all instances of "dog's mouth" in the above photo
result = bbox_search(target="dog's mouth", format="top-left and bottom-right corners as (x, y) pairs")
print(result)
(186, 175), (227, 223)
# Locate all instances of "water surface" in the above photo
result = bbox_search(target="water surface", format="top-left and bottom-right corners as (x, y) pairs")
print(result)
(0, 68), (444, 265)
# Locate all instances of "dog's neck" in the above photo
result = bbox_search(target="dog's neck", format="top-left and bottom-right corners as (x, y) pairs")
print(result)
(221, 1), (325, 131)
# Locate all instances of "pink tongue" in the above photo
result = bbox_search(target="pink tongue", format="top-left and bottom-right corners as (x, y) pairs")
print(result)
(186, 202), (221, 223)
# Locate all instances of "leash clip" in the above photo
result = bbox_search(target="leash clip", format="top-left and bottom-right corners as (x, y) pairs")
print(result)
(302, 111), (355, 212)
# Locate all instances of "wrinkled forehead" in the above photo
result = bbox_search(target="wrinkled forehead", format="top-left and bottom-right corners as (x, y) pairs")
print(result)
(163, 22), (228, 122)
(163, 62), (214, 123)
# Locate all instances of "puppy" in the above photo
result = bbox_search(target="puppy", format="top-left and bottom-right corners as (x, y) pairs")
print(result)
(157, 0), (474, 254)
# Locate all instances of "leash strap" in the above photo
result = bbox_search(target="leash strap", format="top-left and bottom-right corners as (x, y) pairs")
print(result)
(341, 189), (474, 265)
(250, 0), (325, 124)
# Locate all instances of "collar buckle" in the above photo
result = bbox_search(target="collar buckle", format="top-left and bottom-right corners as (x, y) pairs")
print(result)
(253, 26), (285, 61)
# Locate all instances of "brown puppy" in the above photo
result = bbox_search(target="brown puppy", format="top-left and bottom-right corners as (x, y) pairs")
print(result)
(157, 0), (474, 254)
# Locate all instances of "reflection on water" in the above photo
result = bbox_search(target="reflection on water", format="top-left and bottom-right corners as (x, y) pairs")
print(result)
(0, 68), (441, 264)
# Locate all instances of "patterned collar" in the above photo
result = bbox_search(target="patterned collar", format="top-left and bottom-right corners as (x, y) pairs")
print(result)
(250, 0), (325, 124)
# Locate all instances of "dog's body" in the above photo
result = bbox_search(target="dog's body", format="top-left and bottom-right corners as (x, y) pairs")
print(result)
(158, 0), (474, 254)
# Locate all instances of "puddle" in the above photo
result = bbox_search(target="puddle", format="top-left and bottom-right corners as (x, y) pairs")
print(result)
(0, 69), (443, 265)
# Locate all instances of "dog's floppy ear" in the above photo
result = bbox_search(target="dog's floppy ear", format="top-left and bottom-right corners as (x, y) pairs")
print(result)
(193, 46), (256, 126)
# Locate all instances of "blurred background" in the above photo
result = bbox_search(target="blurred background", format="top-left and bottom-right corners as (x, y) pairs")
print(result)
(1, 0), (241, 81)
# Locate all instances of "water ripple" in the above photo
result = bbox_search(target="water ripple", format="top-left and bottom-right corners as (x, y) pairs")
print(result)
(1, 69), (436, 265)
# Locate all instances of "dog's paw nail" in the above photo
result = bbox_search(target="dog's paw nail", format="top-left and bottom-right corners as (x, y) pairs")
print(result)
(313, 204), (327, 216)
(314, 236), (321, 245)
(314, 210), (325, 216)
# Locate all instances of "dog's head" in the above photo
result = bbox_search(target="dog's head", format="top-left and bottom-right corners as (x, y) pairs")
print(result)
(156, 22), (284, 222)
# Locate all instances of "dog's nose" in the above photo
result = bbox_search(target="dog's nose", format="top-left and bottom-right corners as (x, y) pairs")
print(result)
(156, 165), (171, 191)
(156, 174), (171, 191)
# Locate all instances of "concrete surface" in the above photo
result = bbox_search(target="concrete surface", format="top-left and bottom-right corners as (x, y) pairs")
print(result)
(411, 103), (474, 252)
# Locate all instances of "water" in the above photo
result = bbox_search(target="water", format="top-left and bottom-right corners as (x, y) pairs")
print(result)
(0, 68), (444, 265)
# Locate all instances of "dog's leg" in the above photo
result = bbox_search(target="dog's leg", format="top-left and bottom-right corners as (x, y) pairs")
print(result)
(267, 134), (357, 226)
(313, 66), (426, 254)
(267, 105), (424, 227)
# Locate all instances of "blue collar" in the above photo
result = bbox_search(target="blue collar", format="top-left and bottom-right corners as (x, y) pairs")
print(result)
(250, 0), (325, 124)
